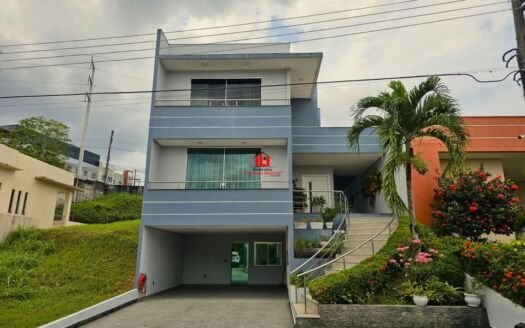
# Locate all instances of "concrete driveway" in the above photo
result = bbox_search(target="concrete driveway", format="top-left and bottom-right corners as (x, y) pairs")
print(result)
(82, 286), (294, 328)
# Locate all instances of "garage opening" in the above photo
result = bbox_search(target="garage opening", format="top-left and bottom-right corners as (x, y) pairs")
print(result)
(138, 226), (288, 296)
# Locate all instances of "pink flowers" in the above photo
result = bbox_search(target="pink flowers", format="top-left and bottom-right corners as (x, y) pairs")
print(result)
(416, 252), (433, 264)
(511, 184), (519, 191)
(411, 239), (421, 244)
(396, 246), (409, 252)
(448, 184), (457, 191)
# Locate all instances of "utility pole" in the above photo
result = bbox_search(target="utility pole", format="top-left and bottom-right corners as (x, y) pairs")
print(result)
(76, 57), (95, 185)
(133, 168), (137, 187)
(103, 130), (114, 185)
(512, 0), (525, 96)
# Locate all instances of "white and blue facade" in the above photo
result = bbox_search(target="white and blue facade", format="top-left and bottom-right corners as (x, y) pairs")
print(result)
(136, 30), (393, 295)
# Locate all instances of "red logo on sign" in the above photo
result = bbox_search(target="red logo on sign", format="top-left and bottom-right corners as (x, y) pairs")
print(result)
(254, 152), (271, 167)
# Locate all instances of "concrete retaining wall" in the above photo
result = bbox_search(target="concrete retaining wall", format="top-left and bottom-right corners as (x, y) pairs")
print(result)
(296, 305), (489, 328)
(39, 289), (138, 328)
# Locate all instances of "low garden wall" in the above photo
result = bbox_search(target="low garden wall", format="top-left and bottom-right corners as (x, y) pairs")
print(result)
(296, 305), (489, 328)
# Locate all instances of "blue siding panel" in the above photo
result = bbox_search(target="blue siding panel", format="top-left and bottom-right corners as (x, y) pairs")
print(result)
(149, 106), (292, 139)
(292, 127), (380, 153)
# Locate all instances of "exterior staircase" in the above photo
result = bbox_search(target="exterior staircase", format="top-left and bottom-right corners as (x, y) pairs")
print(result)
(289, 213), (397, 319)
(326, 214), (395, 274)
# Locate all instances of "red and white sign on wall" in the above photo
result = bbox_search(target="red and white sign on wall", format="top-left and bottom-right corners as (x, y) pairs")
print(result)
(245, 151), (282, 177)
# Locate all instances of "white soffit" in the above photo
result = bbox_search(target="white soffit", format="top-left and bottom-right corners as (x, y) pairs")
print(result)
(160, 56), (322, 98)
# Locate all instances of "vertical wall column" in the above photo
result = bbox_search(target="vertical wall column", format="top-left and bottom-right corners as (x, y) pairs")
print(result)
(62, 191), (73, 223)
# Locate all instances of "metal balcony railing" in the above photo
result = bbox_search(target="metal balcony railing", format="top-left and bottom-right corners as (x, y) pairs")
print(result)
(154, 98), (291, 107)
(147, 180), (290, 190)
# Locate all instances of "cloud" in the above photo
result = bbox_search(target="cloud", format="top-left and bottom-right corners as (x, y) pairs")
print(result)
(0, 0), (521, 174)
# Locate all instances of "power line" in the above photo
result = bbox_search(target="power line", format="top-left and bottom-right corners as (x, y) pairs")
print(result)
(0, 1), (506, 64)
(0, 0), (470, 57)
(0, 9), (511, 71)
(0, 69), (519, 100)
(0, 0), (418, 48)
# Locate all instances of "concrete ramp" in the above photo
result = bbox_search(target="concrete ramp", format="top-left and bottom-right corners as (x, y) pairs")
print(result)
(82, 286), (293, 328)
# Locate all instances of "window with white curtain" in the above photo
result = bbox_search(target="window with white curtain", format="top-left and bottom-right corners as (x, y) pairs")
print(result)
(185, 148), (261, 189)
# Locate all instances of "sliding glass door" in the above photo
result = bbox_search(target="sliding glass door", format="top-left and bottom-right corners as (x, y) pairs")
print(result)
(186, 148), (261, 189)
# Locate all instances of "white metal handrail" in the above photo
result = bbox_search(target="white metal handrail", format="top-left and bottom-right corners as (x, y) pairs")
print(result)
(291, 190), (349, 275)
(297, 215), (398, 277)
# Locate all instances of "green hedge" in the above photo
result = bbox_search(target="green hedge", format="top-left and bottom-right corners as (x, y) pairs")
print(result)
(309, 217), (464, 304)
(71, 193), (142, 224)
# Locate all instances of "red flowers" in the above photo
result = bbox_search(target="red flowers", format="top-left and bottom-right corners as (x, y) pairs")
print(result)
(432, 167), (521, 241)
(479, 172), (487, 181)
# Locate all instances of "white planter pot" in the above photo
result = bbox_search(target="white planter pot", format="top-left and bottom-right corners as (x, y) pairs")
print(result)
(413, 295), (428, 306)
(464, 293), (482, 307)
(325, 222), (333, 229)
(294, 222), (308, 229)
(312, 205), (322, 213)
(310, 222), (324, 229)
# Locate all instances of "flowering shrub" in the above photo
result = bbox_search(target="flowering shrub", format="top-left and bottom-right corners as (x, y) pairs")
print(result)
(386, 239), (441, 272)
(432, 167), (521, 241)
(461, 240), (525, 306)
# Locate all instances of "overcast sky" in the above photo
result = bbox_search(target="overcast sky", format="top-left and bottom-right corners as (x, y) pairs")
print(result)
(0, 0), (522, 174)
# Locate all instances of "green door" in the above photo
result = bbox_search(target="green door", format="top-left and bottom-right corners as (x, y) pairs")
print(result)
(231, 242), (249, 285)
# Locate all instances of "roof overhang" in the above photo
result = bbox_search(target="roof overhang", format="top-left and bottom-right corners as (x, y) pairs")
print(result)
(0, 161), (22, 171)
(35, 176), (82, 191)
(149, 225), (287, 234)
(159, 53), (323, 99)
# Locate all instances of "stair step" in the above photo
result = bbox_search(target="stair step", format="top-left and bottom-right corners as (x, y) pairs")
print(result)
(345, 239), (387, 249)
(347, 227), (390, 234)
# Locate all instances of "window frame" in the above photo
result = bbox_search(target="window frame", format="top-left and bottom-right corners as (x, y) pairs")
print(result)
(21, 192), (28, 216)
(253, 242), (283, 267)
(190, 78), (262, 107)
(185, 147), (262, 190)
(15, 190), (22, 214)
(8, 189), (15, 213)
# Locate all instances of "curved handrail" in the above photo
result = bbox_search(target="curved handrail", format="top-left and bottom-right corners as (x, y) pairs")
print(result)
(291, 190), (349, 275)
(297, 215), (398, 277)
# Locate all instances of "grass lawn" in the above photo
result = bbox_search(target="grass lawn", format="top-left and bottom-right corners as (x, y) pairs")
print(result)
(0, 220), (139, 328)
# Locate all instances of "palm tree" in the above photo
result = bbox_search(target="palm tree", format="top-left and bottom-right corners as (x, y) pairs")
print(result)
(347, 77), (468, 238)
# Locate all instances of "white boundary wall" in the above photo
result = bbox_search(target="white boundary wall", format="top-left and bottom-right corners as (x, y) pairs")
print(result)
(39, 289), (138, 328)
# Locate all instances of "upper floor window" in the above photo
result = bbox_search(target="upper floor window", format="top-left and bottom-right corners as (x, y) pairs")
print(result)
(186, 148), (261, 190)
(190, 79), (261, 107)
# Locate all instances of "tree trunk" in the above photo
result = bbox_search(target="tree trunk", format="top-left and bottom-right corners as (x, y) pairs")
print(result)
(406, 143), (419, 239)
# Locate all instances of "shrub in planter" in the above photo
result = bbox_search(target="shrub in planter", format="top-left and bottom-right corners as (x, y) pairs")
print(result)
(321, 206), (340, 229)
(461, 240), (525, 306)
(397, 277), (461, 305)
(432, 167), (521, 241)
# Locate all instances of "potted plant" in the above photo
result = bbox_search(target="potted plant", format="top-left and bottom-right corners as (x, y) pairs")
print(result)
(464, 277), (484, 307)
(309, 218), (324, 229)
(398, 280), (428, 306)
(310, 195), (326, 213)
(293, 179), (307, 213)
(294, 219), (308, 230)
(321, 206), (339, 229)
(515, 212), (525, 241)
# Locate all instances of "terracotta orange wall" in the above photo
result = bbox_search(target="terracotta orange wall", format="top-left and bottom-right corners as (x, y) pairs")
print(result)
(412, 116), (525, 226)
